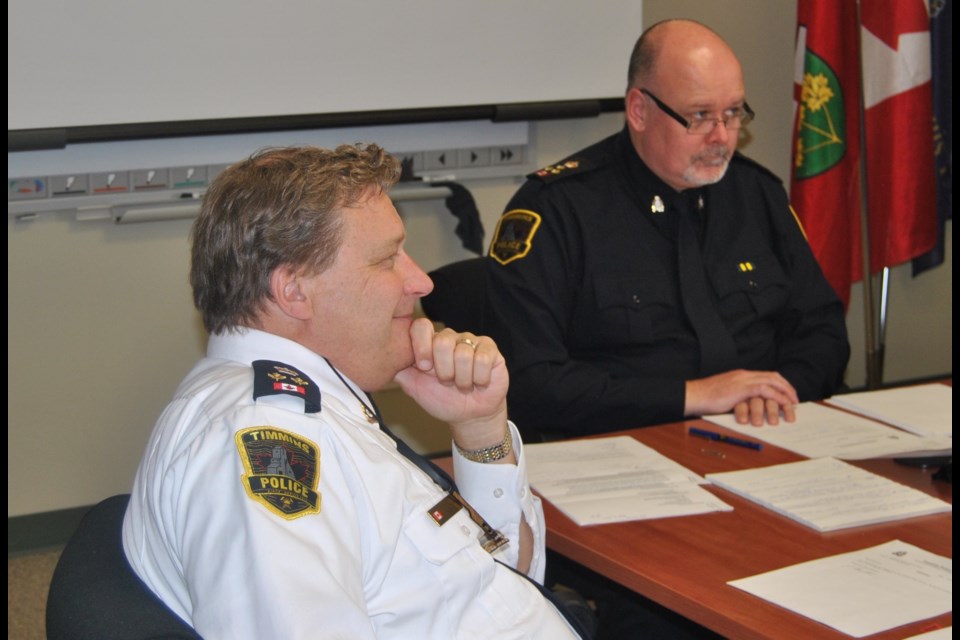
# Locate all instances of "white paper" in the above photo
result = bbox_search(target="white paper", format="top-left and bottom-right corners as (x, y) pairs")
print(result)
(705, 457), (951, 532)
(704, 402), (952, 460)
(728, 540), (952, 638)
(825, 384), (952, 437)
(525, 436), (732, 525)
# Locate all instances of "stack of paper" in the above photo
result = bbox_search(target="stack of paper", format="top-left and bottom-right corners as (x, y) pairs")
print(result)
(825, 383), (952, 437)
(704, 402), (952, 460)
(524, 436), (732, 526)
(728, 540), (952, 638)
(705, 457), (951, 532)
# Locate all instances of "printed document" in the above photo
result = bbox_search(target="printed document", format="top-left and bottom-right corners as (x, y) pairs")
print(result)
(704, 402), (952, 460)
(825, 383), (952, 438)
(705, 457), (951, 532)
(728, 540), (952, 638)
(524, 436), (732, 526)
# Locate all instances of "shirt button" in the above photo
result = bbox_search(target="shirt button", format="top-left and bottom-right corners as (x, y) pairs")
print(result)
(493, 488), (504, 498)
(460, 525), (471, 536)
(748, 280), (758, 289)
(632, 294), (641, 304)
(520, 487), (528, 498)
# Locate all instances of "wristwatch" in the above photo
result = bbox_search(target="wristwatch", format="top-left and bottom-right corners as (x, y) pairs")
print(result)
(455, 429), (513, 463)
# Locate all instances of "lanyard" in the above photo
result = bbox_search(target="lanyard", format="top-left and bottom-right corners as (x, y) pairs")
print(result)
(374, 398), (590, 637)
(370, 397), (509, 554)
(323, 359), (588, 638)
(322, 358), (507, 552)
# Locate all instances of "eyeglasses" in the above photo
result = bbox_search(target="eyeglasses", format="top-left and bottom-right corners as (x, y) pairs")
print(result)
(640, 88), (755, 135)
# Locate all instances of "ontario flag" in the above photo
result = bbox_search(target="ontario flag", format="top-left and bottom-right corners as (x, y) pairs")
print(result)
(791, 0), (937, 308)
(791, 0), (863, 308)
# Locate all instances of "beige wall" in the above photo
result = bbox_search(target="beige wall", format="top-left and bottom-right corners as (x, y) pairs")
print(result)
(7, 1), (952, 517)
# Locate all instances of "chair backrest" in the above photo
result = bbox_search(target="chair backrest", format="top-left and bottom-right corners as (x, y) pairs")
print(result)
(421, 256), (489, 335)
(46, 494), (202, 640)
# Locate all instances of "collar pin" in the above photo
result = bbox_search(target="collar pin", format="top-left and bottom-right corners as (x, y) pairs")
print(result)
(651, 195), (665, 214)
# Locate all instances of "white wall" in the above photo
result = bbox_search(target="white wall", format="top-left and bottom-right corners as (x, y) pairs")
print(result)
(7, 0), (952, 517)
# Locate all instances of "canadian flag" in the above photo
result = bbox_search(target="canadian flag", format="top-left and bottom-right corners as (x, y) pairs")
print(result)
(275, 382), (305, 394)
(791, 0), (863, 307)
(859, 0), (937, 274)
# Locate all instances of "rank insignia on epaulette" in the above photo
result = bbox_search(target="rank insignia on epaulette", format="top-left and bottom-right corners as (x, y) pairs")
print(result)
(534, 160), (580, 178)
(528, 158), (589, 183)
(252, 360), (321, 413)
(235, 427), (321, 519)
(489, 209), (542, 265)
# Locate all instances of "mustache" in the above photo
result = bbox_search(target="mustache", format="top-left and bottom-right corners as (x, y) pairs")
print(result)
(694, 146), (730, 162)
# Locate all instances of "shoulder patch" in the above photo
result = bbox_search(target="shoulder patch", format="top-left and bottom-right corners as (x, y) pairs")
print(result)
(489, 209), (542, 265)
(235, 426), (321, 519)
(527, 158), (590, 183)
(252, 360), (321, 414)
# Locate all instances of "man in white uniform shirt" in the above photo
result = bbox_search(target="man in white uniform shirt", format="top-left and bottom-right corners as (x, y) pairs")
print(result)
(121, 144), (586, 639)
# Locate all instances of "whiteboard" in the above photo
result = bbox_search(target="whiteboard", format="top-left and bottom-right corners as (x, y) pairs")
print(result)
(8, 0), (640, 146)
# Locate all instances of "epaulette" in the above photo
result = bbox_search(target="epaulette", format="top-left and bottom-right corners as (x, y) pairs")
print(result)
(527, 156), (594, 184)
(731, 151), (784, 185)
(252, 360), (321, 414)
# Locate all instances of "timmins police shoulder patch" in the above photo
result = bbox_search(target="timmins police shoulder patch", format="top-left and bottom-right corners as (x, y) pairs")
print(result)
(235, 426), (321, 519)
(490, 209), (542, 265)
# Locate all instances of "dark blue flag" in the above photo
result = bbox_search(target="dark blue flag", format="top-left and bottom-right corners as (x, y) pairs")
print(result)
(913, 0), (952, 275)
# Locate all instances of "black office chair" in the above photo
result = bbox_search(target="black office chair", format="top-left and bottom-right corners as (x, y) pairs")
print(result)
(46, 493), (202, 640)
(421, 256), (489, 335)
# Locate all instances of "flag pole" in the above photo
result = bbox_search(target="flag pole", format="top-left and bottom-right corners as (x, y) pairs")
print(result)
(877, 267), (890, 382)
(855, 0), (882, 389)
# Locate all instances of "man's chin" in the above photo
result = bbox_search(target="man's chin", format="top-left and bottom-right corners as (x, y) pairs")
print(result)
(685, 161), (730, 187)
(389, 341), (417, 375)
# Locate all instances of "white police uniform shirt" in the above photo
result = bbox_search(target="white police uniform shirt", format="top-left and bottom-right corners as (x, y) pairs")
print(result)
(122, 328), (578, 639)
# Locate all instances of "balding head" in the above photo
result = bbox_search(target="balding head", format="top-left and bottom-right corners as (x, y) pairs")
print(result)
(627, 19), (741, 93)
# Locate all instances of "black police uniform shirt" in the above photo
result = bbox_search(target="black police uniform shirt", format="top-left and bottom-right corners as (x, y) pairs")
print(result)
(485, 127), (850, 441)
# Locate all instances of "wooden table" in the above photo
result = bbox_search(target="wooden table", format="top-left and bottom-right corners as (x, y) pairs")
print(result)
(537, 418), (952, 639)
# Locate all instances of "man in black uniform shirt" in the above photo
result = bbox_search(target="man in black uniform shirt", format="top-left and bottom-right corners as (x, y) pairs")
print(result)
(486, 19), (849, 443)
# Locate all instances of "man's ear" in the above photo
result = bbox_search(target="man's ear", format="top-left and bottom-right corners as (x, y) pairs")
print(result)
(625, 87), (646, 133)
(270, 265), (313, 320)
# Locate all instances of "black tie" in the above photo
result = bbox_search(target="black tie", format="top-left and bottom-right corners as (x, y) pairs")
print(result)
(366, 395), (593, 639)
(675, 193), (737, 375)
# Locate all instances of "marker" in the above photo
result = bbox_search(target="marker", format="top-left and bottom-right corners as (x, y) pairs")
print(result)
(689, 427), (763, 451)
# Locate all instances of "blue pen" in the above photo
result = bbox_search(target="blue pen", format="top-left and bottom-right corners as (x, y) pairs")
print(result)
(689, 427), (763, 451)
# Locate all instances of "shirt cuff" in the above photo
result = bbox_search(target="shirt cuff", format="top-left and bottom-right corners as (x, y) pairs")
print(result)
(452, 421), (534, 529)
